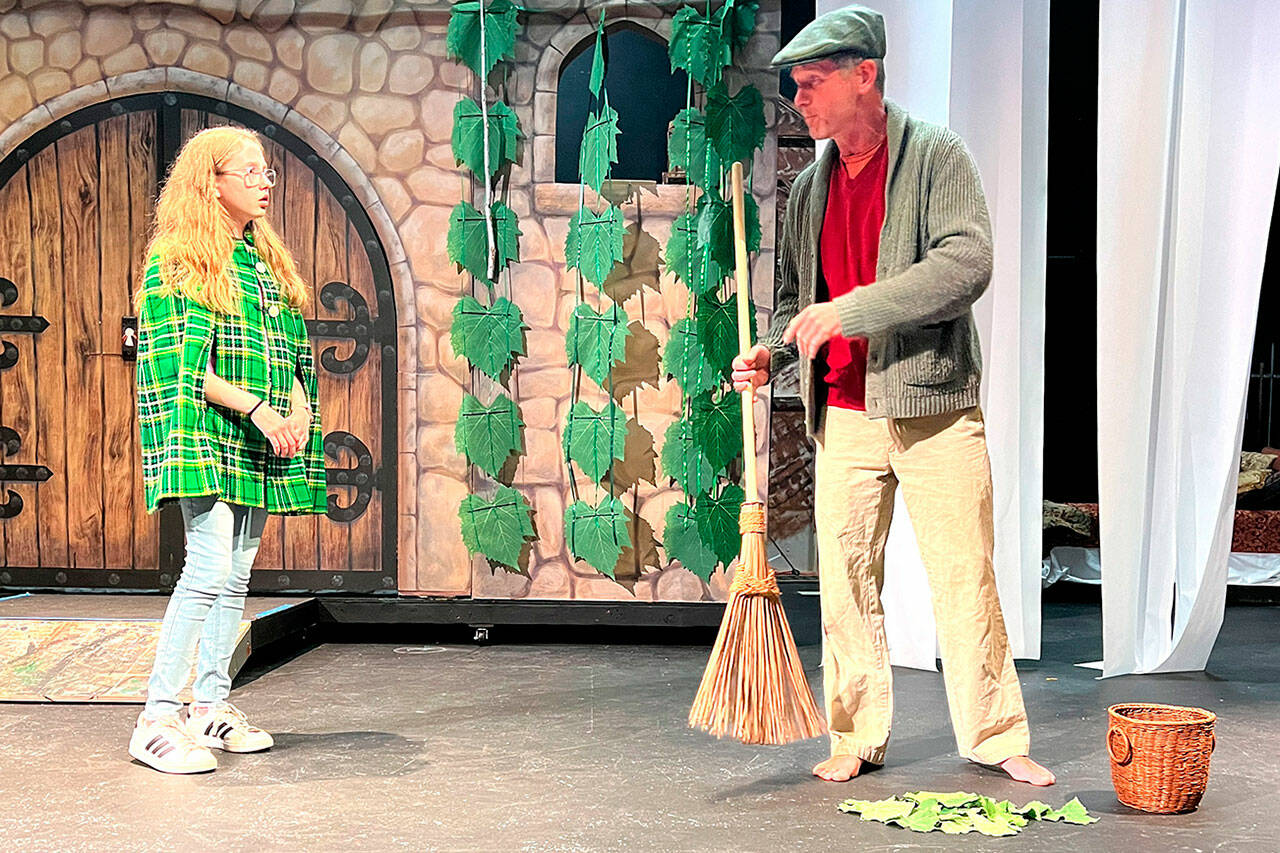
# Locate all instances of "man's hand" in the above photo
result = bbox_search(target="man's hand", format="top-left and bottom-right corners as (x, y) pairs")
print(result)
(731, 344), (772, 392)
(783, 302), (842, 360)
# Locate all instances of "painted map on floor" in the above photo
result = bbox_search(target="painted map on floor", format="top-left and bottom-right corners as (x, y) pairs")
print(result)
(0, 619), (250, 703)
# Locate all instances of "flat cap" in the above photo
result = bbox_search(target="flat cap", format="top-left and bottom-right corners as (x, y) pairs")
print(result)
(770, 5), (886, 68)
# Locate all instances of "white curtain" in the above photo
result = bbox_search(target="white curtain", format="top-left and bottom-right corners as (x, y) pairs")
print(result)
(814, 0), (1050, 666)
(1095, 0), (1280, 676)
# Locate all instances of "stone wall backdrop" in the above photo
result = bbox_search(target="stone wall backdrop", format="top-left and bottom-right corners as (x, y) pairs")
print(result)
(0, 0), (781, 602)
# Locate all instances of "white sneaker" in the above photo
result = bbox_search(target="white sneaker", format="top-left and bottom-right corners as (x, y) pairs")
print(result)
(185, 703), (274, 753)
(129, 713), (218, 774)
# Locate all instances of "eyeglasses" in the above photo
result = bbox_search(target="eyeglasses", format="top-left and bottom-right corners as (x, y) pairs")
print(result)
(217, 167), (277, 188)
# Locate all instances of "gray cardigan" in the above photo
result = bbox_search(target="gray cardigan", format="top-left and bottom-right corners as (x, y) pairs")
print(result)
(763, 99), (993, 434)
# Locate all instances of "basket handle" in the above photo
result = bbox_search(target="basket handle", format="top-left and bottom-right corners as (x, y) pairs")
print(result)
(1107, 726), (1133, 765)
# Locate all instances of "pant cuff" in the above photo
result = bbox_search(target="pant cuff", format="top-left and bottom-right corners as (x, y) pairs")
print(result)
(830, 735), (888, 766)
(965, 730), (1031, 766)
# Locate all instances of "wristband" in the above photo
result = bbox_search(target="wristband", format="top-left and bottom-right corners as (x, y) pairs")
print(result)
(247, 398), (265, 419)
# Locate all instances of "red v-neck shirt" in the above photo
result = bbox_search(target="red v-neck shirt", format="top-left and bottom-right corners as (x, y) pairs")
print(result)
(817, 140), (888, 411)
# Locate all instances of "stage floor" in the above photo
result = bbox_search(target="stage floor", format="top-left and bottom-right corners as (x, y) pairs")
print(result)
(0, 601), (1275, 851)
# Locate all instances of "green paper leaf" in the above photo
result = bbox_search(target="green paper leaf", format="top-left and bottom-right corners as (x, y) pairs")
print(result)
(660, 418), (716, 497)
(937, 816), (975, 834)
(665, 212), (725, 294)
(588, 21), (605, 98)
(565, 496), (630, 577)
(580, 95), (620, 194)
(662, 501), (719, 582)
(1044, 798), (1098, 825)
(447, 200), (521, 284)
(563, 399), (626, 482)
(670, 6), (730, 89)
(566, 302), (630, 388)
(900, 803), (943, 833)
(856, 799), (916, 823)
(455, 393), (523, 478)
(663, 317), (720, 397)
(452, 98), (522, 179)
(692, 389), (743, 472)
(1016, 800), (1054, 819)
(717, 0), (760, 49)
(450, 295), (526, 382)
(566, 204), (626, 287)
(911, 792), (980, 809)
(697, 189), (761, 272)
(697, 290), (754, 379)
(668, 108), (723, 191)
(446, 0), (519, 77)
(458, 484), (534, 569)
(706, 83), (766, 166)
(695, 482), (744, 567)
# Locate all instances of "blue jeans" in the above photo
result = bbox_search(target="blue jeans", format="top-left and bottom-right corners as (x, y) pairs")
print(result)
(144, 497), (268, 720)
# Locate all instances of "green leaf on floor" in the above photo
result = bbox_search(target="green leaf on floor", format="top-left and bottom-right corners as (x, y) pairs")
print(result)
(450, 295), (526, 382)
(446, 0), (520, 77)
(662, 501), (719, 582)
(458, 484), (534, 569)
(1043, 798), (1098, 825)
(455, 393), (523, 479)
(565, 495), (630, 577)
(452, 99), (522, 179)
(839, 792), (1098, 837)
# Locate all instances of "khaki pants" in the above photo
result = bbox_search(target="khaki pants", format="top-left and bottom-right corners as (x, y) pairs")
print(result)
(814, 405), (1029, 765)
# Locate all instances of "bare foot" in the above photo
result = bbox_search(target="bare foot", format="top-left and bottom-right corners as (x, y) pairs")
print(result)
(998, 755), (1056, 786)
(812, 755), (868, 782)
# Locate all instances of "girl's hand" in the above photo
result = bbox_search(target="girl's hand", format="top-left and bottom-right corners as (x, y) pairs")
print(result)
(284, 407), (312, 450)
(250, 403), (302, 458)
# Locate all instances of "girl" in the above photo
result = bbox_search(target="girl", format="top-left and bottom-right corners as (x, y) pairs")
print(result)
(129, 127), (326, 774)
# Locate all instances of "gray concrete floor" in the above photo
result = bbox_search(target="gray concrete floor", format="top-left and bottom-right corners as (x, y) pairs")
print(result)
(0, 600), (1276, 852)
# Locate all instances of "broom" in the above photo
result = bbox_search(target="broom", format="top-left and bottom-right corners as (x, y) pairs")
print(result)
(687, 161), (827, 745)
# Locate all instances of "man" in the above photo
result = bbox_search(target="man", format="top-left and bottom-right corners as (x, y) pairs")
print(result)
(732, 6), (1054, 786)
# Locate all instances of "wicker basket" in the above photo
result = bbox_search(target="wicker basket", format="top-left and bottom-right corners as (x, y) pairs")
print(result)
(1107, 703), (1216, 813)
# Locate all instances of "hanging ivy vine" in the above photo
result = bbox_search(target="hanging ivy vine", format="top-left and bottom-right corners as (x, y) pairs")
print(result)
(447, 0), (536, 572)
(660, 0), (762, 582)
(561, 13), (637, 580)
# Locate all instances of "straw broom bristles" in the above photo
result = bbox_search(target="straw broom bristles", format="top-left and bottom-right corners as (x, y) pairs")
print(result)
(687, 162), (826, 746)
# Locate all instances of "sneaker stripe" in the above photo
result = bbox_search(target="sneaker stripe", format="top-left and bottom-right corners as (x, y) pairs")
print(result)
(146, 735), (164, 752)
(156, 744), (175, 758)
(216, 722), (233, 739)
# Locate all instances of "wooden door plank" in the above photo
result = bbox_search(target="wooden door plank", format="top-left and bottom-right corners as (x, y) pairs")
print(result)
(27, 146), (69, 568)
(99, 115), (136, 570)
(346, 221), (382, 573)
(280, 147), (320, 573)
(128, 111), (160, 571)
(58, 127), (106, 570)
(0, 166), (38, 567)
(315, 187), (351, 574)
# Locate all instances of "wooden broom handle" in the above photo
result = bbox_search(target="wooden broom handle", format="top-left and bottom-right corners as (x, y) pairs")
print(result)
(730, 162), (758, 504)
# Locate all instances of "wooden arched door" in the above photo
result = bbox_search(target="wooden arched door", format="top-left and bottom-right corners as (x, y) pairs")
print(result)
(0, 94), (396, 593)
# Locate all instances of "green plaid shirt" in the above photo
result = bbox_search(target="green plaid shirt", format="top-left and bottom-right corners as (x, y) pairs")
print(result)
(136, 232), (326, 515)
